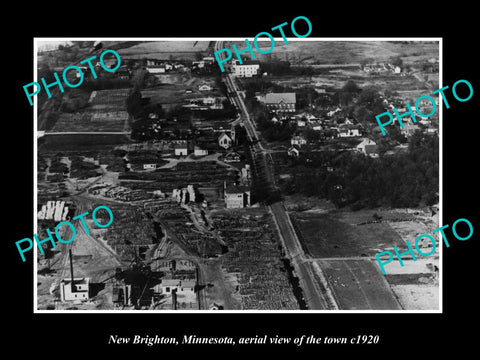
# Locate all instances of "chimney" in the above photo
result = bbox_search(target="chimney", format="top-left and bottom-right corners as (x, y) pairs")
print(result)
(69, 249), (76, 293)
(172, 289), (177, 310)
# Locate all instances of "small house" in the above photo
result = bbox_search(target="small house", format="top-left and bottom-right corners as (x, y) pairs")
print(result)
(224, 184), (250, 208)
(60, 278), (90, 302)
(297, 118), (307, 127)
(174, 143), (189, 156)
(194, 146), (208, 157)
(401, 122), (421, 137)
(146, 65), (166, 74)
(159, 279), (196, 295)
(218, 132), (232, 149)
(143, 163), (157, 170)
(287, 145), (300, 157)
(199, 84), (213, 91)
(224, 151), (241, 163)
(291, 135), (307, 147)
(356, 138), (379, 157)
(338, 126), (361, 137)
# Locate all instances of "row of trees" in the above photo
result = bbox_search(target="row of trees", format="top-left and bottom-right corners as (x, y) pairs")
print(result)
(256, 114), (297, 142)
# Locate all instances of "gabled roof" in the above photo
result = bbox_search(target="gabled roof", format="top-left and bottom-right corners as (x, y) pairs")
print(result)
(265, 92), (296, 104)
(217, 132), (232, 141)
(174, 143), (188, 149)
(225, 185), (250, 194)
(236, 60), (260, 66)
(357, 138), (376, 148)
(225, 150), (240, 157)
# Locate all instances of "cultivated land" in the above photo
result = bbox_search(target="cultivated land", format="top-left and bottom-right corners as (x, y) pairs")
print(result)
(229, 40), (439, 65)
(288, 203), (439, 310)
(117, 41), (211, 60)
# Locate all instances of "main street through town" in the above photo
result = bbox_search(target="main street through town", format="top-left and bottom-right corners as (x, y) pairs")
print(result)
(215, 41), (338, 310)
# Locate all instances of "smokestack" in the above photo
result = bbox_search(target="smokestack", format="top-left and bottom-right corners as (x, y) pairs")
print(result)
(69, 249), (76, 293)
(172, 289), (177, 310)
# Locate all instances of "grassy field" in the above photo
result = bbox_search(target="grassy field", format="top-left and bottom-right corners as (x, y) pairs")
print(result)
(40, 134), (131, 151)
(117, 41), (211, 60)
(318, 258), (402, 310)
(141, 75), (219, 108)
(292, 211), (406, 257)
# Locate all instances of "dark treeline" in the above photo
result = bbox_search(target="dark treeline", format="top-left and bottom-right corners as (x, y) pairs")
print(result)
(280, 132), (438, 209)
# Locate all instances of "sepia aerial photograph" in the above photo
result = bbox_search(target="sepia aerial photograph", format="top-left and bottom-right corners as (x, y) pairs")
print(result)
(34, 39), (440, 312)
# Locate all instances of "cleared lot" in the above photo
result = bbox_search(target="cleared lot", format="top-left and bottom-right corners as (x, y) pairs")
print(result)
(292, 212), (406, 257)
(318, 258), (402, 310)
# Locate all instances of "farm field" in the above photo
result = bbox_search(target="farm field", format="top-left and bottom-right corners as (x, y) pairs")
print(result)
(47, 88), (131, 133)
(228, 40), (439, 65)
(261, 69), (429, 95)
(50, 112), (128, 132)
(40, 134), (131, 151)
(317, 258), (402, 310)
(291, 211), (407, 258)
(117, 41), (211, 60)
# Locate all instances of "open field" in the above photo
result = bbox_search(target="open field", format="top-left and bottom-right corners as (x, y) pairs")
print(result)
(291, 211), (406, 257)
(229, 40), (439, 65)
(50, 112), (127, 132)
(318, 258), (402, 310)
(263, 69), (429, 94)
(40, 134), (131, 150)
(390, 284), (438, 310)
(117, 41), (211, 60)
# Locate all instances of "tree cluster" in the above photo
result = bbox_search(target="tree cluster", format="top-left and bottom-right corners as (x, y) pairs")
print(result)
(256, 114), (297, 142)
(279, 132), (438, 209)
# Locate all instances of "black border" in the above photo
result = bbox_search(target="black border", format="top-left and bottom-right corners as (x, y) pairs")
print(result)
(7, 5), (478, 355)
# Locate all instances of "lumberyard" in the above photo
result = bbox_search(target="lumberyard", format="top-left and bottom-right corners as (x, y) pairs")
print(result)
(212, 210), (300, 310)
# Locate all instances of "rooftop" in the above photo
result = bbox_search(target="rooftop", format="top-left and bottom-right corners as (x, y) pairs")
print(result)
(225, 185), (250, 194)
(236, 60), (260, 66)
(365, 145), (379, 155)
(61, 278), (90, 286)
(265, 92), (296, 104)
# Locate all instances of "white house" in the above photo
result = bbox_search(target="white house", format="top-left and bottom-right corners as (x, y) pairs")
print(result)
(287, 145), (300, 157)
(356, 138), (378, 157)
(174, 143), (189, 156)
(338, 126), (361, 137)
(146, 65), (166, 74)
(60, 278), (90, 302)
(199, 84), (212, 91)
(224, 184), (250, 208)
(218, 132), (232, 149)
(143, 164), (157, 170)
(297, 119), (307, 127)
(159, 279), (196, 295)
(291, 135), (307, 146)
(194, 146), (208, 156)
(232, 59), (260, 78)
(224, 150), (241, 163)
(327, 107), (341, 117)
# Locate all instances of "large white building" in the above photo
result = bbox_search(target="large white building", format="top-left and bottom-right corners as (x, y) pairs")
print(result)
(232, 59), (260, 78)
(60, 278), (90, 302)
